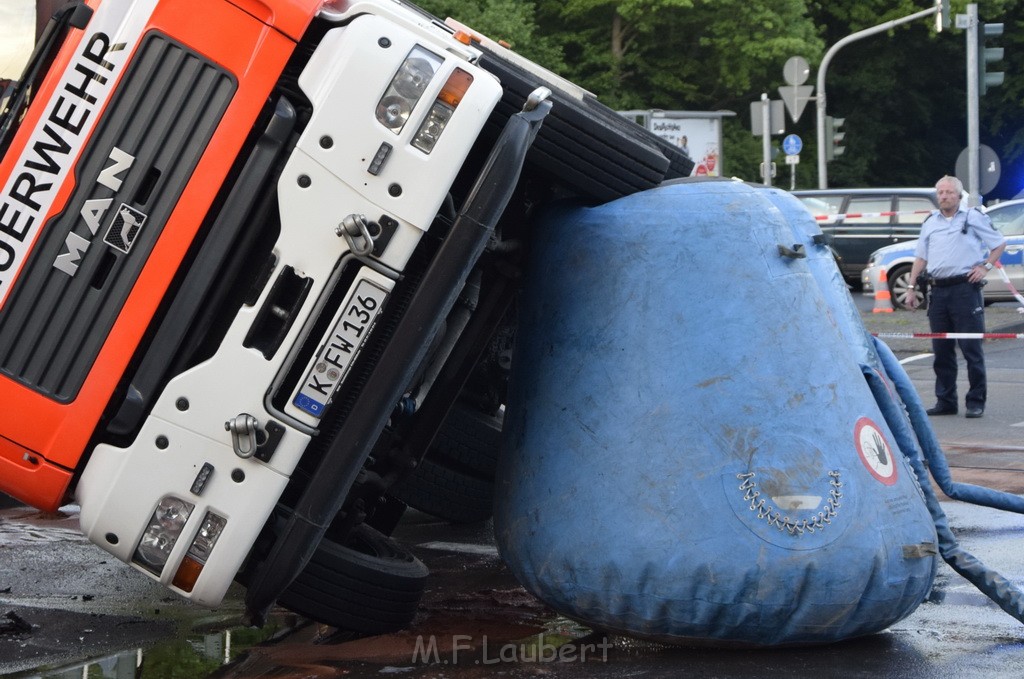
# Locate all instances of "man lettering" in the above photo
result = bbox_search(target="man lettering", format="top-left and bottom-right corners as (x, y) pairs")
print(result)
(52, 232), (90, 276)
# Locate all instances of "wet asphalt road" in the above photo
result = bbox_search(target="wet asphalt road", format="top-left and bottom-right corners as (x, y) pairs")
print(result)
(1, 300), (1023, 678)
(3, 501), (1024, 679)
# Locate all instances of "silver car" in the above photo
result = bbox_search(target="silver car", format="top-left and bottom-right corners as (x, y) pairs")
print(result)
(861, 199), (1024, 310)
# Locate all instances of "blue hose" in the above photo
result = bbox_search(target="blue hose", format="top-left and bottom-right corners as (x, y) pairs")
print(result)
(866, 337), (1024, 624)
(873, 337), (1024, 514)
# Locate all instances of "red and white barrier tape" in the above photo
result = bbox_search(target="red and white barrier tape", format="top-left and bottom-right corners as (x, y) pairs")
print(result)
(994, 263), (1024, 311)
(814, 209), (933, 222)
(873, 263), (1023, 334)
(874, 332), (1024, 340)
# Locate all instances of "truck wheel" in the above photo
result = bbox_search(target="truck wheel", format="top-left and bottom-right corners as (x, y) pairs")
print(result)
(388, 402), (503, 524)
(390, 457), (494, 524)
(276, 523), (428, 633)
(476, 48), (694, 203)
(429, 404), (503, 478)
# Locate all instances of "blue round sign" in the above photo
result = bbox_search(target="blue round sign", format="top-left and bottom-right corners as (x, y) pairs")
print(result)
(783, 134), (802, 155)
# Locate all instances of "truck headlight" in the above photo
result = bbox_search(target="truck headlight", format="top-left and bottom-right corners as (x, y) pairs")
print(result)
(133, 496), (195, 575)
(412, 68), (473, 154)
(376, 47), (443, 133)
(172, 511), (228, 593)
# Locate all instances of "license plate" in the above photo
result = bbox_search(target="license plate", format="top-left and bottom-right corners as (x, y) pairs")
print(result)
(293, 279), (388, 418)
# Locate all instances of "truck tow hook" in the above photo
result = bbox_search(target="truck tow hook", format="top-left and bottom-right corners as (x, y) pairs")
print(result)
(225, 414), (260, 458)
(336, 214), (378, 256)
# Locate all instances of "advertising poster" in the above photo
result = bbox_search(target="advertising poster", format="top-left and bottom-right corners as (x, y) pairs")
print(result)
(647, 114), (725, 177)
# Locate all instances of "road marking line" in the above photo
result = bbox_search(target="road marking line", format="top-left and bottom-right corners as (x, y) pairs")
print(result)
(899, 353), (933, 365)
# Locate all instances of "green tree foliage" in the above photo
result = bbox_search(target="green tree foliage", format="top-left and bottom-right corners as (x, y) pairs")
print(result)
(533, 0), (822, 110)
(413, 0), (1022, 198)
(415, 0), (564, 68)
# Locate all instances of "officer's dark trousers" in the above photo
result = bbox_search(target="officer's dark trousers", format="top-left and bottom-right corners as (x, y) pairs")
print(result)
(927, 282), (987, 410)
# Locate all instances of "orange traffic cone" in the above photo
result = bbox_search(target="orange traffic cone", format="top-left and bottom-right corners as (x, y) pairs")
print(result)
(873, 268), (895, 313)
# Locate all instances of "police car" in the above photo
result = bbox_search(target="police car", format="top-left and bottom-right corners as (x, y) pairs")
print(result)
(861, 199), (1024, 309)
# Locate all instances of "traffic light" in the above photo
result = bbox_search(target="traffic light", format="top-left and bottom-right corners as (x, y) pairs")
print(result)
(936, 0), (950, 32)
(825, 115), (845, 161)
(979, 21), (1005, 95)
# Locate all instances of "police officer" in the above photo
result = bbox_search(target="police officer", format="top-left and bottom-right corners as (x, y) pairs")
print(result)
(907, 175), (1006, 418)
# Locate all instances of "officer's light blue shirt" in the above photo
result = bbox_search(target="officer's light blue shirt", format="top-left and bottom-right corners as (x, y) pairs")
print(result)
(913, 207), (1006, 279)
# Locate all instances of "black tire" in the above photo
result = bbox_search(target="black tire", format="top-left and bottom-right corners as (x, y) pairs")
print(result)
(888, 265), (926, 310)
(276, 523), (428, 633)
(580, 97), (696, 182)
(429, 405), (503, 478)
(389, 457), (495, 524)
(388, 402), (503, 523)
(476, 47), (694, 203)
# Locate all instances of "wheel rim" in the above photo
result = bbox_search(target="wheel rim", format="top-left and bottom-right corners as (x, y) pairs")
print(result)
(890, 268), (924, 310)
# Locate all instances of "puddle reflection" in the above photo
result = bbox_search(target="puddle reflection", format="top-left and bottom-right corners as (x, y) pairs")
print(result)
(17, 612), (303, 679)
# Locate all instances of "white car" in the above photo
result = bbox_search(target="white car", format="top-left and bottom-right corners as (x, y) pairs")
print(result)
(861, 199), (1024, 309)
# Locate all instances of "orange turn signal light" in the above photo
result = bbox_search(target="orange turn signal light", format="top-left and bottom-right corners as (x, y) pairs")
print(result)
(171, 555), (204, 593)
(437, 68), (473, 108)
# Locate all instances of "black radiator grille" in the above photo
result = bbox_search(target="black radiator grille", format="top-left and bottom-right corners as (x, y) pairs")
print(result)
(0, 32), (236, 401)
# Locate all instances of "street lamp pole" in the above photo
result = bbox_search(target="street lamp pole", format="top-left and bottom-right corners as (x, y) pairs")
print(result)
(817, 5), (943, 188)
(761, 93), (772, 186)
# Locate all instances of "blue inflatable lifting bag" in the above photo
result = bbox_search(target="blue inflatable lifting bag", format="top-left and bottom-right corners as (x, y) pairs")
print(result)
(495, 179), (939, 646)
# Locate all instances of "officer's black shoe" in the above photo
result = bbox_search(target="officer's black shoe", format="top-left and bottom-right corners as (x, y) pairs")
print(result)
(926, 405), (958, 416)
(965, 407), (984, 419)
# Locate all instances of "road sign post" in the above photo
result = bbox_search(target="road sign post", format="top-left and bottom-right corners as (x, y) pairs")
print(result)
(751, 94), (784, 186)
(785, 153), (800, 190)
(782, 134), (802, 190)
(761, 93), (771, 186)
(964, 4), (981, 203)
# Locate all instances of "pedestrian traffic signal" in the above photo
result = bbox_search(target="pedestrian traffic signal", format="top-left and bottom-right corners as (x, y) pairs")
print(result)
(825, 115), (845, 161)
(979, 21), (1005, 95)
